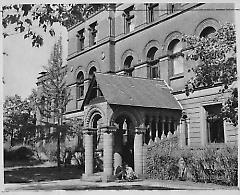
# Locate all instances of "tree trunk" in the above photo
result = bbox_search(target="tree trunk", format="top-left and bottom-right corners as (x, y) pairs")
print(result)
(57, 129), (61, 169)
(10, 129), (14, 147)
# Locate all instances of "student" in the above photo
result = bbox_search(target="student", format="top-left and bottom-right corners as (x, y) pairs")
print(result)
(115, 163), (126, 180)
(125, 164), (137, 181)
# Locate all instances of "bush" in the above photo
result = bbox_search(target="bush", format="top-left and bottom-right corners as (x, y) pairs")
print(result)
(145, 142), (238, 186)
(4, 145), (34, 161)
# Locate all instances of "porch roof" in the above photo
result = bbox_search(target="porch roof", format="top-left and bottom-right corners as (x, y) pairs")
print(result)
(94, 73), (182, 110)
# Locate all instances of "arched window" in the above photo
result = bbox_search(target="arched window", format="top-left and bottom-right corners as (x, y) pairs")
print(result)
(200, 26), (216, 38)
(147, 47), (158, 60)
(124, 56), (133, 76)
(168, 39), (183, 75)
(76, 71), (84, 99)
(147, 47), (159, 79)
(89, 66), (97, 79)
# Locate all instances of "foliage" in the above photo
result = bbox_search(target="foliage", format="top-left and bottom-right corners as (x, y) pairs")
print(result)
(183, 23), (237, 126)
(4, 145), (34, 161)
(3, 94), (37, 146)
(3, 4), (108, 47)
(145, 141), (238, 186)
(34, 36), (73, 167)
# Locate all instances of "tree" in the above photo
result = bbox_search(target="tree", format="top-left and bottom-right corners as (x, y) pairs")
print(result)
(183, 23), (237, 126)
(36, 36), (71, 168)
(3, 94), (36, 147)
(2, 4), (108, 47)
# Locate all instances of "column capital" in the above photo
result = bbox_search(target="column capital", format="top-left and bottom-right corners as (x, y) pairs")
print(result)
(100, 126), (118, 134)
(135, 127), (147, 134)
(83, 128), (97, 135)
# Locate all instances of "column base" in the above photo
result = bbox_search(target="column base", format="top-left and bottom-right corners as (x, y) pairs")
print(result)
(101, 174), (116, 182)
(154, 136), (161, 143)
(81, 173), (102, 182)
(148, 139), (154, 146)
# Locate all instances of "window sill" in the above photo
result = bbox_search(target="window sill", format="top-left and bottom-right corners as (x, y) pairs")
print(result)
(170, 73), (184, 80)
(207, 143), (226, 148)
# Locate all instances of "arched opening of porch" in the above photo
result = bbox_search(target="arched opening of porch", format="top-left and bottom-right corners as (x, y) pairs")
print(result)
(114, 114), (135, 169)
(89, 112), (104, 172)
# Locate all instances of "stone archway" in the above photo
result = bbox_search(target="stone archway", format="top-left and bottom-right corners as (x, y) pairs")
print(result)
(110, 107), (142, 173)
(85, 108), (105, 173)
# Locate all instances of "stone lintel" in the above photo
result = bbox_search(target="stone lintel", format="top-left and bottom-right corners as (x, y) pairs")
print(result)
(100, 125), (118, 134)
(135, 127), (146, 134)
(83, 128), (98, 135)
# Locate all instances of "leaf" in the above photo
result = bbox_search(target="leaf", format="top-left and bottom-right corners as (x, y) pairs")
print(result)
(25, 18), (32, 25)
(3, 33), (9, 38)
(22, 4), (32, 16)
(24, 34), (29, 39)
(20, 25), (25, 33)
(49, 29), (55, 36)
(13, 4), (19, 11)
(9, 15), (18, 24)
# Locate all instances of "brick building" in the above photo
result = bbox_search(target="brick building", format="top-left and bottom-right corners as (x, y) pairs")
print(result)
(37, 3), (237, 179)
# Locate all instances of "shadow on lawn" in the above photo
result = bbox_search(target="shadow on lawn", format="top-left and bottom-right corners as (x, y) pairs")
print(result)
(4, 166), (84, 184)
(17, 185), (177, 191)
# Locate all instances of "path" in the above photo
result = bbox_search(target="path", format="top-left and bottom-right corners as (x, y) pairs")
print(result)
(4, 178), (238, 191)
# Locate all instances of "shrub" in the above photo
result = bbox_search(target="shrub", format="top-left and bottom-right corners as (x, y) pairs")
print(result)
(36, 142), (58, 162)
(145, 142), (238, 186)
(4, 145), (34, 161)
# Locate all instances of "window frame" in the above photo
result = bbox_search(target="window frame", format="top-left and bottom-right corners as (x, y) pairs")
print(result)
(147, 3), (158, 23)
(201, 103), (226, 146)
(168, 39), (184, 78)
(89, 22), (98, 47)
(147, 46), (159, 79)
(123, 55), (134, 76)
(205, 104), (225, 144)
(123, 5), (135, 34)
(167, 3), (181, 14)
(76, 72), (84, 100)
(77, 29), (85, 51)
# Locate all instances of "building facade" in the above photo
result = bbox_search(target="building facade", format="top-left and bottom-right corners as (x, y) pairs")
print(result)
(37, 3), (237, 179)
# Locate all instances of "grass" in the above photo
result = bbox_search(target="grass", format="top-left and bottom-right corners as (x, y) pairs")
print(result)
(4, 160), (43, 168)
(4, 165), (84, 184)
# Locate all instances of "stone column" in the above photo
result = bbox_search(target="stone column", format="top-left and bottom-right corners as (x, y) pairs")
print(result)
(179, 118), (186, 148)
(83, 128), (95, 176)
(134, 127), (146, 177)
(113, 129), (122, 172)
(148, 116), (154, 145)
(161, 118), (166, 140)
(101, 126), (117, 180)
(155, 116), (160, 143)
(167, 118), (172, 138)
(186, 118), (190, 146)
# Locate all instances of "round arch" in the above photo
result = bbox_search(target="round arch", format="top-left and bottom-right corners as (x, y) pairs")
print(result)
(163, 31), (183, 55)
(85, 106), (105, 128)
(121, 49), (139, 69)
(74, 66), (85, 81)
(194, 18), (220, 37)
(86, 60), (101, 78)
(143, 40), (161, 61)
(110, 107), (142, 129)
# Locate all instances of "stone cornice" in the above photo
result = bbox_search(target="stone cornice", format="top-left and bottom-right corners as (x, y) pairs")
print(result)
(83, 128), (97, 135)
(135, 127), (147, 134)
(100, 126), (118, 133)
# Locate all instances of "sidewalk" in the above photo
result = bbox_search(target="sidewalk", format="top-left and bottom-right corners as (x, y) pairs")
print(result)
(4, 178), (238, 191)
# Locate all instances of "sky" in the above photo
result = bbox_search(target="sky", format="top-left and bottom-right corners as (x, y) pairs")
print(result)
(3, 23), (68, 99)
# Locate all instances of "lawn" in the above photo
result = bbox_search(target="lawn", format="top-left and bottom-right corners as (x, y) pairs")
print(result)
(4, 165), (84, 183)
